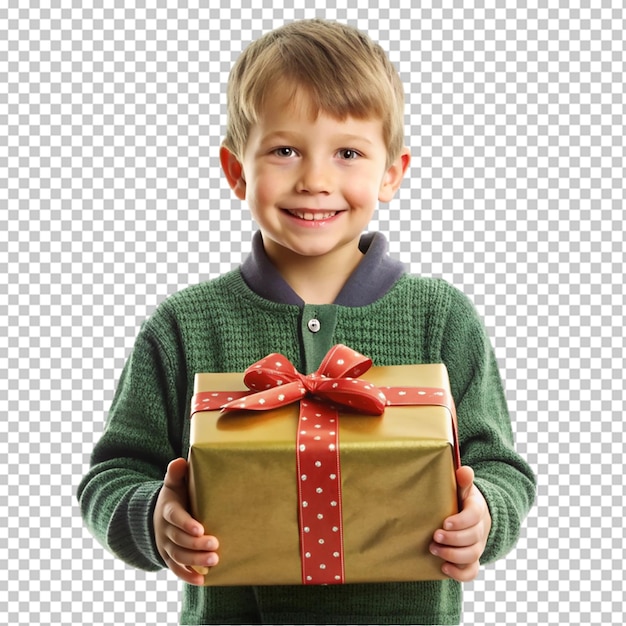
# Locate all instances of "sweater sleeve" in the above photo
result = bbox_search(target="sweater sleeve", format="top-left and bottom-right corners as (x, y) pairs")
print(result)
(77, 304), (188, 571)
(440, 285), (536, 564)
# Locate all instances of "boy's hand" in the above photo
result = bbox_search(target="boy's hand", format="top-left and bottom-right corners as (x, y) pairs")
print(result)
(154, 458), (219, 586)
(429, 466), (491, 582)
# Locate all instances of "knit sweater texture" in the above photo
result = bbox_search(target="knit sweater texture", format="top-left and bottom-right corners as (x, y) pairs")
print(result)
(78, 263), (535, 625)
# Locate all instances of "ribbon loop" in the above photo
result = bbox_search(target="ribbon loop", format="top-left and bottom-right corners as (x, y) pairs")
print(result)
(317, 344), (373, 379)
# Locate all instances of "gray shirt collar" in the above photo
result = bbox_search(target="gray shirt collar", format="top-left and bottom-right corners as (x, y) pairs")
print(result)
(240, 231), (406, 306)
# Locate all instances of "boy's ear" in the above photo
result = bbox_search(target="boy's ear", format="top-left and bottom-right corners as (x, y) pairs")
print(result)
(220, 146), (247, 200)
(378, 148), (411, 203)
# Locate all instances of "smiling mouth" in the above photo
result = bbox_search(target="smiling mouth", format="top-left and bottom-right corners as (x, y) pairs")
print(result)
(285, 209), (338, 221)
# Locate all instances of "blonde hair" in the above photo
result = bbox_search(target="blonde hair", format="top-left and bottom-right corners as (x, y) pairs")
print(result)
(222, 19), (406, 165)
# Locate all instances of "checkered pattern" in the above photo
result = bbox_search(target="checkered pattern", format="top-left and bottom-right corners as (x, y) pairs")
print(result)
(1, 3), (624, 625)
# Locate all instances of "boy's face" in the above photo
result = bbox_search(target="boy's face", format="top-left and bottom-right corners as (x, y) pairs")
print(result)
(221, 88), (409, 269)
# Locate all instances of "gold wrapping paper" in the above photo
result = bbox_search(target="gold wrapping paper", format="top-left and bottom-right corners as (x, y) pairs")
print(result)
(188, 363), (458, 586)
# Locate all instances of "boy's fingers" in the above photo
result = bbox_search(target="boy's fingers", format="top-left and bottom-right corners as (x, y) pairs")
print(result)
(446, 500), (482, 530)
(167, 525), (219, 552)
(442, 560), (480, 582)
(433, 525), (480, 549)
(165, 543), (219, 570)
(162, 500), (204, 537)
(165, 558), (208, 587)
(431, 542), (479, 566)
(156, 457), (219, 584)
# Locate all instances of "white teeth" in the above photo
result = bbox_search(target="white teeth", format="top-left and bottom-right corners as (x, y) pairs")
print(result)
(287, 210), (337, 221)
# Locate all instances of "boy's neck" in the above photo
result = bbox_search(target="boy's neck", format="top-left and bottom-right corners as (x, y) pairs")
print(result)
(264, 240), (365, 305)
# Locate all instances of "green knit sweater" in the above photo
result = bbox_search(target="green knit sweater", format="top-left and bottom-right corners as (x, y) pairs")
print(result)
(78, 268), (535, 625)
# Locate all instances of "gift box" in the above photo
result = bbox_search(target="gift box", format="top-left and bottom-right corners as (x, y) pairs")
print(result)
(188, 345), (459, 586)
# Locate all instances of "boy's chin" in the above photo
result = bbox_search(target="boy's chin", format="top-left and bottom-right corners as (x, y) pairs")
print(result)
(264, 237), (364, 264)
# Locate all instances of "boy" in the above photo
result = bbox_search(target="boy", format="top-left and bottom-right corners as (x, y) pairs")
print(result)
(78, 19), (535, 625)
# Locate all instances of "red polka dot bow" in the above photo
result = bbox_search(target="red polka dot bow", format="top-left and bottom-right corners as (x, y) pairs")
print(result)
(220, 344), (388, 416)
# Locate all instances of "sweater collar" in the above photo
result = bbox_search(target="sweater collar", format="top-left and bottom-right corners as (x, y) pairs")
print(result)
(240, 231), (406, 307)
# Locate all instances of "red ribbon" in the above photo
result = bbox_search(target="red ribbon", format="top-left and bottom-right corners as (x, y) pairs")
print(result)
(191, 344), (459, 585)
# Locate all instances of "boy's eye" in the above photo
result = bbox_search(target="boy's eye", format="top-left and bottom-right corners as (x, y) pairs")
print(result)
(337, 148), (360, 160)
(273, 147), (296, 158)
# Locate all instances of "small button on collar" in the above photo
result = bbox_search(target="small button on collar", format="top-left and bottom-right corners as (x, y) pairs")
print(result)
(307, 318), (321, 333)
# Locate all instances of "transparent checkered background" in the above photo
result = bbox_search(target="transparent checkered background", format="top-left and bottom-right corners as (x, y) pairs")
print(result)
(1, 2), (624, 625)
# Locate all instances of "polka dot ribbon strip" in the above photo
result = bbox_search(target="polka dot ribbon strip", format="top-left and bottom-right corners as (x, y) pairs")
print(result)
(190, 344), (459, 584)
(296, 398), (345, 584)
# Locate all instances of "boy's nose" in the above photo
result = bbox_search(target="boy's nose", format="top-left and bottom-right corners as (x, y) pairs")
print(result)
(295, 160), (332, 194)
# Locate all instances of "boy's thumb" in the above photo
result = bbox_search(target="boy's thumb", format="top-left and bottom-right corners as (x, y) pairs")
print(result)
(456, 465), (475, 500)
(164, 457), (188, 488)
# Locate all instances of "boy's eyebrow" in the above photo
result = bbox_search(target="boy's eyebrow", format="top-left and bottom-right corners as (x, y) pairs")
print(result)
(335, 134), (375, 146)
(260, 131), (375, 146)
